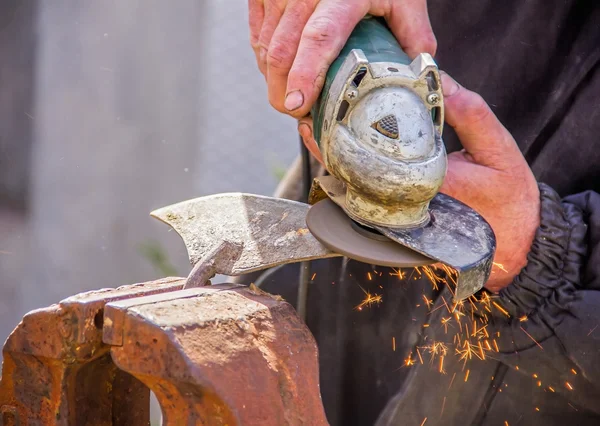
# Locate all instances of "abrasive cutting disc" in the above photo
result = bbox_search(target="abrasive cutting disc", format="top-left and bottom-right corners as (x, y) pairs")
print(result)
(306, 198), (433, 267)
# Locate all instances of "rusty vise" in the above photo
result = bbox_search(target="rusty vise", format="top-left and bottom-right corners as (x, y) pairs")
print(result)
(0, 278), (329, 425)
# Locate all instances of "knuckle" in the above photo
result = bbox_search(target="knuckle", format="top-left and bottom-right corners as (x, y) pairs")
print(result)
(303, 15), (338, 46)
(267, 42), (294, 71)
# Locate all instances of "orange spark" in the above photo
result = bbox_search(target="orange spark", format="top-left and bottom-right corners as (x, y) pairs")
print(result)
(404, 353), (415, 367)
(392, 337), (396, 352)
(416, 348), (424, 364)
(571, 369), (577, 375)
(439, 356), (445, 374)
(484, 340), (492, 351)
(520, 326), (543, 350)
(566, 382), (574, 391)
(535, 407), (540, 412)
(420, 418), (428, 426)
(422, 294), (434, 310)
(441, 317), (452, 333)
(548, 387), (555, 392)
(493, 262), (508, 272)
(423, 323), (430, 328)
(464, 369), (470, 382)
(504, 421), (509, 426)
(492, 301), (510, 317)
(519, 315), (528, 322)
(311, 272), (317, 280)
(533, 374), (538, 378)
(355, 285), (382, 310)
(537, 381), (542, 387)
(367, 272), (372, 281)
(448, 372), (456, 390)
(390, 268), (405, 279)
(493, 340), (499, 352)
(515, 366), (519, 370)
(478, 341), (486, 360)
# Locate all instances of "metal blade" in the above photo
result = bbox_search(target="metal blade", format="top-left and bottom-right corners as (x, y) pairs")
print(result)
(312, 176), (496, 301)
(151, 193), (340, 276)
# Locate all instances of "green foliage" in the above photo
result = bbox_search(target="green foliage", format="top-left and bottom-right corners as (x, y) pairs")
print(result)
(138, 240), (178, 277)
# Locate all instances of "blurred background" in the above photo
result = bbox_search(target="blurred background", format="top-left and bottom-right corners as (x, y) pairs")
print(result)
(0, 0), (298, 406)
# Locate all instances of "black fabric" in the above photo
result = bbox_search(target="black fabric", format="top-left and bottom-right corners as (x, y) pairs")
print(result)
(241, 1), (600, 424)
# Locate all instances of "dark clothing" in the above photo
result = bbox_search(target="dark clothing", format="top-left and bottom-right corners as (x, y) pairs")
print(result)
(244, 1), (600, 424)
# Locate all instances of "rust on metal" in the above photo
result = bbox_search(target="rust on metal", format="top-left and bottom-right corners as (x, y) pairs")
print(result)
(0, 277), (183, 425)
(1, 279), (329, 425)
(105, 283), (328, 425)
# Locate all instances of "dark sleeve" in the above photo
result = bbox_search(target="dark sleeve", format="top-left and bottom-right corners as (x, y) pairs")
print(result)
(489, 183), (600, 412)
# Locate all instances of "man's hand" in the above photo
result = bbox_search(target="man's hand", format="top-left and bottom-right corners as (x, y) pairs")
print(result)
(439, 73), (540, 292)
(298, 72), (541, 293)
(248, 0), (436, 117)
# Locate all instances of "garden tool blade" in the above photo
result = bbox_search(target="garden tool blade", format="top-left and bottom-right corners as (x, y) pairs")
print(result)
(150, 193), (340, 278)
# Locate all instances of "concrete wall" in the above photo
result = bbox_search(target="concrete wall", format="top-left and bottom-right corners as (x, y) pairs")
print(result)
(0, 0), (297, 360)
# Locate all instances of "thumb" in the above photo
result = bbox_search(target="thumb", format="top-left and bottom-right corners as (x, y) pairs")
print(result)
(441, 72), (521, 170)
(298, 116), (324, 165)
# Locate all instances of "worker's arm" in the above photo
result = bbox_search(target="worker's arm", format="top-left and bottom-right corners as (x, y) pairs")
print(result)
(486, 186), (600, 412)
(434, 74), (600, 411)
(248, 0), (436, 118)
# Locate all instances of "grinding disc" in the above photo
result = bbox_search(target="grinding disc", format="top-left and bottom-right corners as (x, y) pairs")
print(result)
(306, 198), (433, 267)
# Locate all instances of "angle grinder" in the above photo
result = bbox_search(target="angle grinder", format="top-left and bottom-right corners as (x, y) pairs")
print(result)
(305, 16), (496, 300)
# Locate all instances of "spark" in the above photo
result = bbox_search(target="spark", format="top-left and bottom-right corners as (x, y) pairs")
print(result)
(566, 382), (574, 391)
(568, 403), (578, 411)
(355, 286), (382, 311)
(588, 325), (598, 336)
(423, 323), (430, 328)
(548, 386), (555, 392)
(416, 348), (424, 364)
(520, 326), (543, 350)
(504, 421), (509, 426)
(392, 337), (396, 352)
(441, 317), (452, 333)
(537, 381), (542, 387)
(493, 262), (508, 272)
(439, 356), (445, 374)
(519, 315), (528, 322)
(441, 396), (446, 417)
(422, 294), (434, 310)
(532, 374), (538, 378)
(448, 372), (456, 390)
(404, 353), (415, 367)
(535, 407), (540, 412)
(492, 301), (510, 317)
(477, 341), (486, 360)
(442, 296), (452, 314)
(571, 369), (577, 375)
(420, 418), (428, 426)
(311, 272), (317, 280)
(367, 272), (373, 281)
(390, 268), (405, 279)
(515, 366), (519, 371)
(464, 369), (470, 382)
(493, 340), (499, 352)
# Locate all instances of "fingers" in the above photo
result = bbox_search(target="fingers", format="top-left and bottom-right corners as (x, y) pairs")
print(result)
(285, 0), (369, 117)
(257, 0), (286, 73)
(266, 0), (315, 112)
(249, 0), (266, 75)
(440, 72), (522, 170)
(297, 116), (324, 165)
(385, 0), (437, 58)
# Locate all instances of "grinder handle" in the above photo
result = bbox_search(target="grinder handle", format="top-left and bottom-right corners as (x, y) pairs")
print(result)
(311, 16), (411, 145)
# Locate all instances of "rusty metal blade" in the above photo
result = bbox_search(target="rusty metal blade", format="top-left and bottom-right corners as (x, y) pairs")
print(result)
(151, 193), (340, 275)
